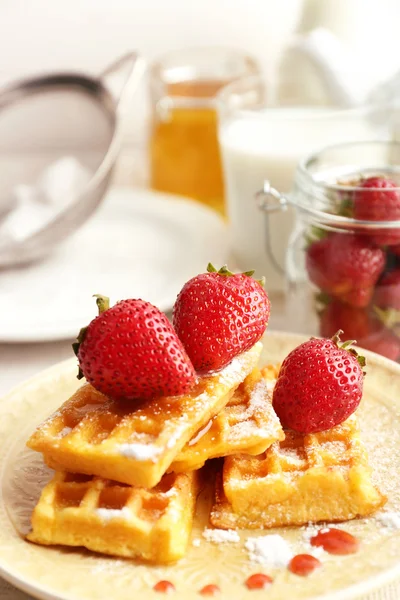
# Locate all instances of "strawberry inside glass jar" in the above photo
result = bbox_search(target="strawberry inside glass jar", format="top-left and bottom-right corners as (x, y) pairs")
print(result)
(257, 141), (400, 362)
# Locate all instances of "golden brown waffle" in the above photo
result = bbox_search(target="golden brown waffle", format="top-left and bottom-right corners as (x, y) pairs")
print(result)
(170, 365), (284, 473)
(211, 414), (386, 529)
(27, 343), (262, 488)
(27, 470), (199, 563)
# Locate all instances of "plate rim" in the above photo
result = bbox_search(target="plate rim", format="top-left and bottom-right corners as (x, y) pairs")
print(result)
(0, 187), (228, 344)
(1, 330), (400, 600)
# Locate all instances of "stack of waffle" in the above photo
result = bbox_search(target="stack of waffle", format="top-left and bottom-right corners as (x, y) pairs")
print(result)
(26, 341), (385, 564)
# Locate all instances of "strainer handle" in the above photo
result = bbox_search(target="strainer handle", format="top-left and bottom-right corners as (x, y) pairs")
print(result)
(99, 52), (146, 111)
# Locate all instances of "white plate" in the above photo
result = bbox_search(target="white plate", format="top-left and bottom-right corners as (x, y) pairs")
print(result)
(0, 188), (228, 342)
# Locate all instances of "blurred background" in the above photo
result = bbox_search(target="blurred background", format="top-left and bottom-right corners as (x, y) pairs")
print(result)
(2, 0), (400, 392)
(1, 0), (399, 152)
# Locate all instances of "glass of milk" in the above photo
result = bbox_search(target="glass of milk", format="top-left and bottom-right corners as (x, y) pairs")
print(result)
(217, 75), (390, 292)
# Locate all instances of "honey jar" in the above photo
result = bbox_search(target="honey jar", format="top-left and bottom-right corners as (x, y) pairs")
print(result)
(149, 48), (259, 215)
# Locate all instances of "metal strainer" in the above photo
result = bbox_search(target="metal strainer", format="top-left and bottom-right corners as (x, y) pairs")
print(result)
(0, 52), (145, 267)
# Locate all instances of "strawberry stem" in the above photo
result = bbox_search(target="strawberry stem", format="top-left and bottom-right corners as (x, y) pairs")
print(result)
(331, 329), (366, 373)
(93, 294), (110, 314)
(331, 329), (344, 346)
(341, 339), (357, 350)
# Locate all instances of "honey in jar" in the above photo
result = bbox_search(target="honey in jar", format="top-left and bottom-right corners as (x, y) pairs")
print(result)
(149, 48), (259, 215)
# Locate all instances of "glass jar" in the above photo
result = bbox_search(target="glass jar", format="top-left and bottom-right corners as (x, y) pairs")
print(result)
(148, 47), (259, 215)
(258, 140), (400, 361)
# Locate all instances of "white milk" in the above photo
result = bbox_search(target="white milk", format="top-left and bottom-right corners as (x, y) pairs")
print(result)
(219, 107), (383, 291)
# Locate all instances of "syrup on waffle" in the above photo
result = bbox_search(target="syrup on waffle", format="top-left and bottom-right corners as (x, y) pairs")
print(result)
(27, 343), (262, 488)
(170, 365), (284, 472)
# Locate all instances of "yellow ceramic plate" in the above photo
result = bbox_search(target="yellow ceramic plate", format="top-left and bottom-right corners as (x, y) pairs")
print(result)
(1, 331), (400, 600)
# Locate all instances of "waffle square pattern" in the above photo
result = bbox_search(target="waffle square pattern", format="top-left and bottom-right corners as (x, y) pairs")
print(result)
(211, 414), (386, 529)
(170, 365), (284, 473)
(27, 343), (262, 488)
(27, 470), (200, 564)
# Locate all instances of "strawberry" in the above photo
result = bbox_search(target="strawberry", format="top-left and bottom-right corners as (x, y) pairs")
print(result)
(74, 295), (196, 401)
(338, 287), (375, 308)
(305, 237), (333, 292)
(390, 244), (400, 257)
(319, 300), (374, 341)
(319, 299), (400, 361)
(306, 233), (385, 307)
(353, 176), (400, 246)
(173, 264), (270, 372)
(374, 269), (400, 311)
(272, 331), (365, 433)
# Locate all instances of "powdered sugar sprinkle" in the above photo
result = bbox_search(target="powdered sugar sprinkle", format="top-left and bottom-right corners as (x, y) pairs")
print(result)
(202, 528), (240, 544)
(375, 512), (400, 530)
(118, 443), (162, 461)
(96, 507), (131, 522)
(245, 534), (293, 567)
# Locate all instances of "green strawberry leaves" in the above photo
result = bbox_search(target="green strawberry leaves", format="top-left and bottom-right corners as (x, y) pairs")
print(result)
(331, 329), (366, 372)
(73, 294), (111, 380)
(207, 263), (265, 287)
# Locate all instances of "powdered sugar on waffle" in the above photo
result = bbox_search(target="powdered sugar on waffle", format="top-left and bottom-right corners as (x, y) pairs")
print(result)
(96, 507), (131, 522)
(265, 378), (276, 392)
(279, 447), (303, 464)
(216, 342), (262, 387)
(166, 423), (190, 449)
(229, 379), (280, 440)
(56, 426), (72, 438)
(118, 443), (162, 462)
(239, 379), (270, 419)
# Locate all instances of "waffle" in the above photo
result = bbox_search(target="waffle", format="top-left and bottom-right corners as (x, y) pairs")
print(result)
(211, 414), (386, 529)
(27, 343), (262, 489)
(170, 365), (284, 473)
(27, 470), (199, 564)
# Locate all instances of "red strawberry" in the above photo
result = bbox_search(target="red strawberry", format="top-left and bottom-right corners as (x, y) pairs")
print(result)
(305, 237), (334, 292)
(74, 295), (196, 401)
(374, 269), (400, 311)
(173, 264), (270, 372)
(353, 176), (400, 246)
(272, 331), (365, 433)
(319, 299), (400, 361)
(319, 300), (374, 341)
(390, 244), (400, 257)
(306, 233), (385, 307)
(338, 287), (374, 308)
